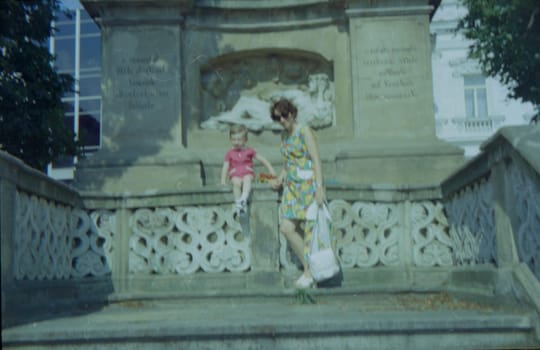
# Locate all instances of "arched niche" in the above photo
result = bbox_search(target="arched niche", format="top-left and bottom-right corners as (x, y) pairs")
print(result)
(199, 49), (334, 131)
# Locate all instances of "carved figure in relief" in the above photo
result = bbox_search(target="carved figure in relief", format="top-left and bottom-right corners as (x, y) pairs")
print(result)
(220, 124), (276, 217)
(268, 98), (328, 289)
(201, 74), (334, 131)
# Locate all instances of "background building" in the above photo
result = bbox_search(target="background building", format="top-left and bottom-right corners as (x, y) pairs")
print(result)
(47, 2), (101, 180)
(430, 0), (536, 157)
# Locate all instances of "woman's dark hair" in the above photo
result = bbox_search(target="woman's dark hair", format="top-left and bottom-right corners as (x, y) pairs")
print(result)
(270, 98), (298, 121)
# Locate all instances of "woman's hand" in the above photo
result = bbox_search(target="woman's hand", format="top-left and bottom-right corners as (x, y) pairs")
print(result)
(270, 178), (282, 190)
(315, 186), (325, 206)
(270, 169), (285, 190)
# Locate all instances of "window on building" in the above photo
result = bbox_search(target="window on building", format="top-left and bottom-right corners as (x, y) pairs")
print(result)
(464, 74), (488, 118)
(48, 9), (101, 180)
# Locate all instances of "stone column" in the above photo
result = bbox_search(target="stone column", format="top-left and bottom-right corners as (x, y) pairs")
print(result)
(76, 1), (201, 193)
(335, 0), (464, 186)
(348, 4), (436, 140)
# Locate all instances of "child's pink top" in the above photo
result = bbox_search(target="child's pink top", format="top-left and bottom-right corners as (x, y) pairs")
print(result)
(225, 147), (256, 179)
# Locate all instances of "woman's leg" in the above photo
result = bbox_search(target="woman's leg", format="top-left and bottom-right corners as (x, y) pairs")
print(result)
(280, 218), (310, 275)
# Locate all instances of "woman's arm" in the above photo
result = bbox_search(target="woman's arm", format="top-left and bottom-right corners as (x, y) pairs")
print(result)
(270, 167), (286, 190)
(304, 127), (325, 204)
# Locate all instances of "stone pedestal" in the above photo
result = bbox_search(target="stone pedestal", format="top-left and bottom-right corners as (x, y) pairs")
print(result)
(74, 147), (202, 192)
(330, 140), (463, 186)
(78, 0), (463, 193)
(335, 1), (462, 186)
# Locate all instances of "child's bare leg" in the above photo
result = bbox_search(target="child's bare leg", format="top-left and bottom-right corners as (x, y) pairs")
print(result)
(230, 177), (242, 201)
(240, 175), (253, 202)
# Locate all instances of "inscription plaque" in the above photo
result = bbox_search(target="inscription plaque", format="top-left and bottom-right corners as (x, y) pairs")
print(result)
(351, 18), (434, 139)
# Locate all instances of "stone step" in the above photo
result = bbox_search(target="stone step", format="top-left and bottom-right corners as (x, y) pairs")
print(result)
(3, 291), (539, 350)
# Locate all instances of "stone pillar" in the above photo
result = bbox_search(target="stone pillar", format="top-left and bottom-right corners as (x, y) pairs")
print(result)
(348, 5), (436, 140)
(250, 189), (281, 272)
(335, 0), (464, 186)
(76, 1), (201, 193)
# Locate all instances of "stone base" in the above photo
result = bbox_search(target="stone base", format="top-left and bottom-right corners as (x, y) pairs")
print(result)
(329, 139), (465, 186)
(74, 139), (464, 193)
(74, 148), (203, 193)
(199, 139), (464, 187)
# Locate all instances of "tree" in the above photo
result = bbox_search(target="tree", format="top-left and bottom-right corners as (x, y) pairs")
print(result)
(458, 0), (540, 117)
(0, 0), (79, 172)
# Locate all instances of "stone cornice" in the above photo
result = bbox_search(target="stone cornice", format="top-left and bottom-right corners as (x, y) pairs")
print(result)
(345, 6), (433, 19)
(81, 0), (440, 29)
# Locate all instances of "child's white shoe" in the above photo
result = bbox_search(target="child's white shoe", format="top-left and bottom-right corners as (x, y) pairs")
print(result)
(234, 200), (246, 219)
(238, 200), (247, 214)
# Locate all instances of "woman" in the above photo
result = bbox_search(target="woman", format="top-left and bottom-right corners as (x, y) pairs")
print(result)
(269, 98), (325, 289)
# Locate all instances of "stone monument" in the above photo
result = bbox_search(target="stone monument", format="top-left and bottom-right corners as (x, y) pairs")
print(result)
(76, 0), (462, 193)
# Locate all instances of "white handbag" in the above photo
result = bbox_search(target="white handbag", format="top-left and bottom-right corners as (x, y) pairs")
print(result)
(307, 203), (340, 282)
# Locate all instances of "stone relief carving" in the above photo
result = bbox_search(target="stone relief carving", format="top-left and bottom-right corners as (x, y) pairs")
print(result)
(201, 73), (334, 131)
(200, 53), (334, 131)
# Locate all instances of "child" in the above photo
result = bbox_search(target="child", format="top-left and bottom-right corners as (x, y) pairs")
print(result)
(220, 124), (276, 216)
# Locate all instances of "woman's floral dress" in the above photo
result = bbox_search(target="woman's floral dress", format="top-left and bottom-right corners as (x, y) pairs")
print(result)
(279, 125), (317, 260)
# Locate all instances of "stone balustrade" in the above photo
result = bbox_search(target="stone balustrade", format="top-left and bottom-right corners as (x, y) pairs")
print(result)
(441, 126), (540, 281)
(5, 178), (455, 277)
(435, 115), (506, 137)
(2, 126), (540, 327)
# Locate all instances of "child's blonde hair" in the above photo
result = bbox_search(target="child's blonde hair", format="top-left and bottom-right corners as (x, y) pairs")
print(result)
(229, 124), (248, 138)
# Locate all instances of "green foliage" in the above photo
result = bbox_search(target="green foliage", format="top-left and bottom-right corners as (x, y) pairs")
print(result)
(0, 0), (79, 172)
(458, 0), (540, 110)
(294, 289), (316, 305)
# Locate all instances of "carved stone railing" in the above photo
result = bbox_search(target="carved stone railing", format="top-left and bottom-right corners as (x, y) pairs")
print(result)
(444, 177), (496, 266)
(0, 149), (489, 286)
(2, 176), (112, 282)
(12, 193), (114, 280)
(280, 197), (454, 271)
(1, 152), (79, 281)
(128, 206), (250, 274)
(441, 126), (540, 281)
(2, 149), (452, 288)
(1, 151), (114, 327)
(2, 127), (539, 327)
(2, 127), (538, 285)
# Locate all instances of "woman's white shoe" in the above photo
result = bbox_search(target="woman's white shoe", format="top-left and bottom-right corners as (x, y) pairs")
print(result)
(294, 274), (314, 289)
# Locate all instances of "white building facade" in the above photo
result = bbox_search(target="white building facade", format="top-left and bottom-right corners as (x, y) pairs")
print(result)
(431, 0), (536, 157)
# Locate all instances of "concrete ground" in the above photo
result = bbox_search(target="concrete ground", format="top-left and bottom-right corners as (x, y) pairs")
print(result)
(3, 289), (539, 350)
